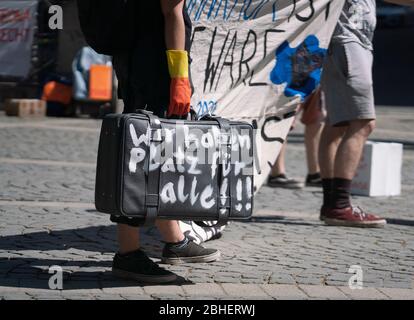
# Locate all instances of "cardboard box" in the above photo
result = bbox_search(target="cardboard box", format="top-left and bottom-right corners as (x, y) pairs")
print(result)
(5, 99), (46, 118)
(351, 141), (403, 197)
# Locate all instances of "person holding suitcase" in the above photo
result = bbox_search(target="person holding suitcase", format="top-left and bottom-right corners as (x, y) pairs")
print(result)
(110, 0), (220, 283)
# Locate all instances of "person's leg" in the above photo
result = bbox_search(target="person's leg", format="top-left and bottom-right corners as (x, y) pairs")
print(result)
(334, 120), (376, 180)
(113, 222), (177, 284)
(113, 218), (220, 282)
(319, 124), (346, 180)
(158, 219), (221, 264)
(117, 224), (140, 255)
(324, 119), (386, 227)
(268, 142), (304, 189)
(318, 123), (346, 217)
(331, 119), (375, 209)
(271, 142), (286, 177)
(301, 88), (325, 186)
(305, 121), (324, 176)
(117, 220), (192, 253)
(304, 120), (325, 187)
(156, 220), (185, 243)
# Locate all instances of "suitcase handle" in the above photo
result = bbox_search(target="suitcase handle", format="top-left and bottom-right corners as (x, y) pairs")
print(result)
(202, 116), (233, 228)
(139, 110), (163, 226)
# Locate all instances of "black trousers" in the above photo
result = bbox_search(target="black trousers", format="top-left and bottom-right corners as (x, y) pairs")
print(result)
(110, 50), (167, 227)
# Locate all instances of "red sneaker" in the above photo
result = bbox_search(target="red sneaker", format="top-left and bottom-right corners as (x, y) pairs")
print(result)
(324, 206), (387, 228)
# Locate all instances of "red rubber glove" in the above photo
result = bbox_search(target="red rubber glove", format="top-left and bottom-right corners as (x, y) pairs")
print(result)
(166, 50), (191, 117)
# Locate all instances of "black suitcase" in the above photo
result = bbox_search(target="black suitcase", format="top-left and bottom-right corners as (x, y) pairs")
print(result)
(95, 110), (254, 225)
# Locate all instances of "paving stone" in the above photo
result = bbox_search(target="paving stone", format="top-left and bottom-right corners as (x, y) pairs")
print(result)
(268, 274), (297, 285)
(143, 285), (185, 296)
(28, 292), (65, 300)
(60, 292), (94, 300)
(0, 292), (33, 300)
(119, 294), (154, 300)
(337, 287), (390, 300)
(92, 293), (125, 300)
(378, 288), (414, 300)
(101, 285), (145, 295)
(261, 284), (308, 300)
(151, 294), (187, 300)
(299, 285), (349, 300)
(182, 283), (226, 297)
(221, 284), (268, 297)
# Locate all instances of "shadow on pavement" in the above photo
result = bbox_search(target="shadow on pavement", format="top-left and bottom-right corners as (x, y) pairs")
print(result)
(385, 218), (414, 227)
(0, 260), (192, 290)
(246, 215), (414, 228)
(0, 225), (195, 289)
(0, 225), (165, 255)
(244, 216), (318, 227)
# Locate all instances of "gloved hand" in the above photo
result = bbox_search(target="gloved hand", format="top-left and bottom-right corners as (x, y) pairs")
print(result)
(166, 50), (191, 117)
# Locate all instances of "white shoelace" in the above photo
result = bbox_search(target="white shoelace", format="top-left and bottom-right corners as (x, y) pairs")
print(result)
(352, 206), (368, 219)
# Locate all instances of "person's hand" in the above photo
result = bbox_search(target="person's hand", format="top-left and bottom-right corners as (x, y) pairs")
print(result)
(169, 77), (191, 117)
(166, 50), (191, 117)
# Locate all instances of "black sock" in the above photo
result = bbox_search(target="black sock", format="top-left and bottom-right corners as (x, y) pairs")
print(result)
(322, 178), (333, 207)
(332, 178), (352, 209)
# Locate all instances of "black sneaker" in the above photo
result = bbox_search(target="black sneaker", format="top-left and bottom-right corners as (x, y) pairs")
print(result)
(112, 249), (177, 284)
(161, 240), (221, 265)
(306, 173), (323, 187)
(267, 174), (304, 189)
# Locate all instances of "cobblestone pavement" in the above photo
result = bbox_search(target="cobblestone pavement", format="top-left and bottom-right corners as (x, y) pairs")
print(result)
(0, 107), (413, 300)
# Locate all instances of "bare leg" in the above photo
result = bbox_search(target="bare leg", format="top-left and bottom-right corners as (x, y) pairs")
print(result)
(321, 119), (385, 228)
(334, 120), (375, 179)
(156, 220), (185, 243)
(319, 124), (346, 179)
(304, 121), (324, 175)
(271, 142), (287, 176)
(117, 221), (185, 254)
(117, 224), (140, 255)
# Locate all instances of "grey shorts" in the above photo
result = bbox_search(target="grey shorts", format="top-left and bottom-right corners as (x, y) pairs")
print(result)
(321, 41), (376, 126)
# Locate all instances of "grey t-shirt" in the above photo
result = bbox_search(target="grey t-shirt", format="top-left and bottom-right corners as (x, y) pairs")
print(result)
(332, 0), (377, 51)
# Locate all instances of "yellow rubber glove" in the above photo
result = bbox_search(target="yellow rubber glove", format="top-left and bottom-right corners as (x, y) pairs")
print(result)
(166, 50), (191, 117)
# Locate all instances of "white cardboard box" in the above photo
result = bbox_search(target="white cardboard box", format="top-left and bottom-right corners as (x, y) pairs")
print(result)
(351, 142), (403, 197)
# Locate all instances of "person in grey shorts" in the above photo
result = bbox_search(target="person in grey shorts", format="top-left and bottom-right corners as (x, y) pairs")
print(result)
(319, 0), (387, 227)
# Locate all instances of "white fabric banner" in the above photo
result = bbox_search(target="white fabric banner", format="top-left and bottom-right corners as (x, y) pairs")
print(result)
(0, 1), (38, 78)
(189, 0), (345, 190)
